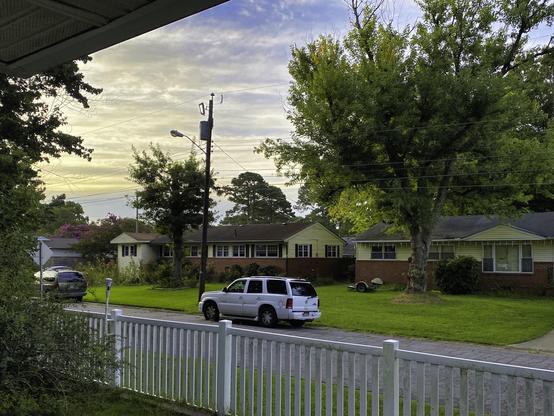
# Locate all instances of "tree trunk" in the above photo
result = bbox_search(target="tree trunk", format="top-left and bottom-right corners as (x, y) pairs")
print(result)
(406, 227), (432, 293)
(173, 229), (183, 287)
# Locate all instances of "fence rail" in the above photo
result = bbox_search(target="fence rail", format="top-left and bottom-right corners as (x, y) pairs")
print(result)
(72, 308), (554, 416)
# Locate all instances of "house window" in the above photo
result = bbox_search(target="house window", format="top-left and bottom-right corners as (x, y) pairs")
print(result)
(428, 245), (455, 261)
(371, 244), (396, 260)
(297, 244), (311, 258)
(482, 244), (533, 273)
(232, 245), (246, 257)
(190, 246), (199, 257)
(160, 245), (172, 257)
(255, 244), (279, 257)
(122, 244), (136, 257)
(325, 245), (339, 258)
(215, 245), (229, 257)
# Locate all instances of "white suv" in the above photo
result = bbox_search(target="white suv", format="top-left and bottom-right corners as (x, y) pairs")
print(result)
(199, 276), (321, 328)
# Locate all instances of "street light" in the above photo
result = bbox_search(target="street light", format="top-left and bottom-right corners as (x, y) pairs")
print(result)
(170, 93), (214, 302)
(170, 130), (205, 154)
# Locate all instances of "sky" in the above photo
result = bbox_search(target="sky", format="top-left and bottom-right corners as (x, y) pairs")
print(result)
(36, 0), (550, 222)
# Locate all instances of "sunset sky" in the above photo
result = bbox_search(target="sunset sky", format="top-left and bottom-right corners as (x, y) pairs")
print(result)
(36, 0), (550, 222)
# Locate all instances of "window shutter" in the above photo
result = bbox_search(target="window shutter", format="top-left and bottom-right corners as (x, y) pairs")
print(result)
(246, 245), (250, 257)
(213, 244), (216, 257)
(309, 244), (312, 258)
(295, 244), (299, 257)
(324, 245), (329, 258)
(278, 244), (282, 258)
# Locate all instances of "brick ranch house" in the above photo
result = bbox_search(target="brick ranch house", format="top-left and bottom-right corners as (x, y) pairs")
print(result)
(355, 212), (554, 293)
(111, 222), (350, 279)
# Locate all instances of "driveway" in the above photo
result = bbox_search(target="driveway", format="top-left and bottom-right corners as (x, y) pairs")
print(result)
(69, 302), (554, 370)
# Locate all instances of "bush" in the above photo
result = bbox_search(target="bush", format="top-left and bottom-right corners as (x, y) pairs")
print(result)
(258, 265), (282, 276)
(0, 232), (117, 415)
(77, 260), (118, 287)
(244, 263), (260, 277)
(434, 256), (480, 294)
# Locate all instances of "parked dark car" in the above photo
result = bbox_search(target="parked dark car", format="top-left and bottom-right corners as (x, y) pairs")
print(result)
(34, 269), (88, 301)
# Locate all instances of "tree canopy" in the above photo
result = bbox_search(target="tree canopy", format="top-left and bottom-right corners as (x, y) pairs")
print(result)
(72, 214), (153, 263)
(259, 0), (554, 292)
(129, 145), (209, 286)
(0, 58), (109, 413)
(220, 171), (296, 224)
(39, 194), (88, 235)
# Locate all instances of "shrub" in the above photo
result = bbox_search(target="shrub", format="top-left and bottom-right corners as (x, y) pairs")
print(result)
(257, 265), (282, 276)
(77, 260), (118, 287)
(244, 263), (260, 276)
(434, 256), (480, 294)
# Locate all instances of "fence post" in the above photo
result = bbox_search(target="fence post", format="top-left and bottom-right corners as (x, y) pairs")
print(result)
(217, 320), (233, 415)
(111, 308), (123, 387)
(383, 339), (399, 416)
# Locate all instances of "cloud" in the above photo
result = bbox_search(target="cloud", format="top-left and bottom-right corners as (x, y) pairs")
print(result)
(40, 0), (431, 220)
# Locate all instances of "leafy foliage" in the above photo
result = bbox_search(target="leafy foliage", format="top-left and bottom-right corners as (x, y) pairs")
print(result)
(38, 194), (88, 235)
(220, 172), (295, 224)
(258, 0), (554, 291)
(129, 145), (209, 286)
(73, 214), (153, 263)
(0, 57), (118, 415)
(434, 256), (481, 295)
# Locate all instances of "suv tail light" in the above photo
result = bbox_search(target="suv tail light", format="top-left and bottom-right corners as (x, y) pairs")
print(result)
(286, 298), (293, 309)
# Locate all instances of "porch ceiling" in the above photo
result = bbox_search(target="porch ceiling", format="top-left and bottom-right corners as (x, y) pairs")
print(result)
(0, 0), (228, 77)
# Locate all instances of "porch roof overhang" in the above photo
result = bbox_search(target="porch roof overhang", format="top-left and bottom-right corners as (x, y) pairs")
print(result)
(0, 0), (228, 77)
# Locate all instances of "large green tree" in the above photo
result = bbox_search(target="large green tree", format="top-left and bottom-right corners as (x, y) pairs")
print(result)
(220, 172), (295, 224)
(259, 0), (554, 292)
(0, 59), (114, 413)
(39, 194), (88, 235)
(129, 145), (208, 287)
(295, 184), (353, 235)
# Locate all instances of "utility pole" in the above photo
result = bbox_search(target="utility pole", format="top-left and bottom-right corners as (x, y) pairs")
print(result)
(198, 93), (214, 301)
(135, 190), (139, 233)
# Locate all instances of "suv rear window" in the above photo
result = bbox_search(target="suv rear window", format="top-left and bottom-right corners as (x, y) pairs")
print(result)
(267, 280), (287, 295)
(290, 282), (317, 297)
(57, 272), (84, 282)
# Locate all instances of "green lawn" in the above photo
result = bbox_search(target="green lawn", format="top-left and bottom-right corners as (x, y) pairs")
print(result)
(84, 284), (554, 345)
(66, 390), (199, 416)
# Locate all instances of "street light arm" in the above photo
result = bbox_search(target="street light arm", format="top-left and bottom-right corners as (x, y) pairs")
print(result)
(169, 129), (206, 154)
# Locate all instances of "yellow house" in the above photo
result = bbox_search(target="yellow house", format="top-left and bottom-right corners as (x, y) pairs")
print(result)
(111, 223), (349, 279)
(355, 213), (554, 293)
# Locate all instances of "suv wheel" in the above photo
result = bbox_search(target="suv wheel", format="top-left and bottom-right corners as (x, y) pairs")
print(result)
(259, 306), (277, 328)
(203, 301), (220, 321)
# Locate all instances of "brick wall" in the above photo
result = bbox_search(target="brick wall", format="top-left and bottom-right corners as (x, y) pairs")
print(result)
(356, 260), (553, 293)
(286, 258), (353, 279)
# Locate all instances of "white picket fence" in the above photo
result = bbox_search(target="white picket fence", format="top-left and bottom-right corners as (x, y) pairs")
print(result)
(79, 309), (554, 416)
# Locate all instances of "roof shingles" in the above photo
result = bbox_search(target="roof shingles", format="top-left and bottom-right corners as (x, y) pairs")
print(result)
(355, 212), (554, 241)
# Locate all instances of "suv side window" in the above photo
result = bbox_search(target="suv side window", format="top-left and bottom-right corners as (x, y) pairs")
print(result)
(247, 280), (263, 293)
(227, 279), (247, 293)
(267, 279), (287, 295)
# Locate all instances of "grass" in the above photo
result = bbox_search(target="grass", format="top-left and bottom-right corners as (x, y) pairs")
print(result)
(84, 283), (554, 345)
(66, 389), (197, 416)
